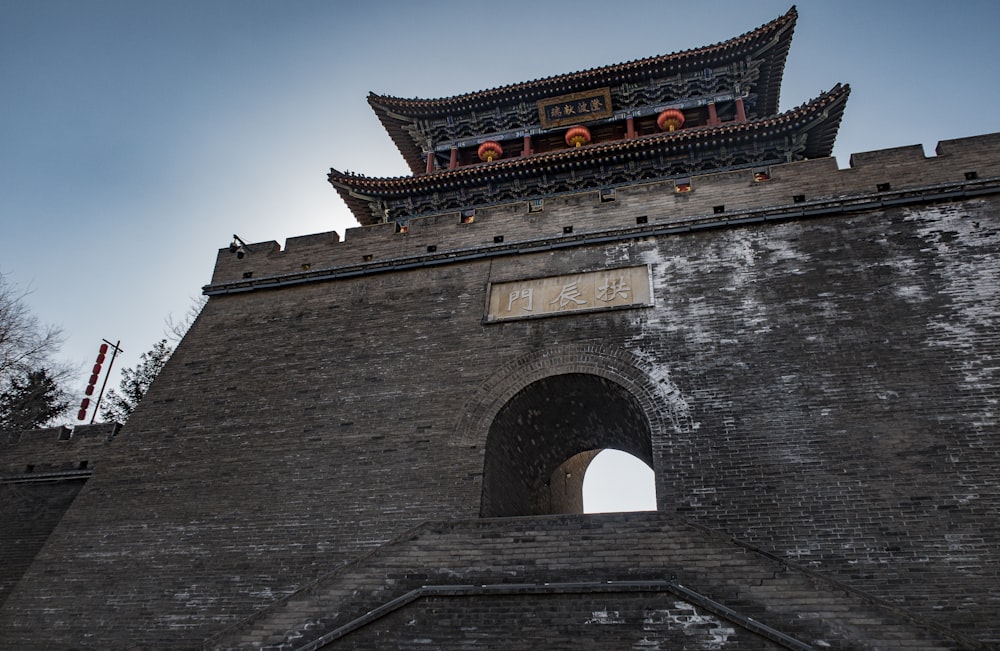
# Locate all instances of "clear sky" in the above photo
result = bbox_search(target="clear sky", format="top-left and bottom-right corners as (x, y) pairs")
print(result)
(2, 0), (999, 442)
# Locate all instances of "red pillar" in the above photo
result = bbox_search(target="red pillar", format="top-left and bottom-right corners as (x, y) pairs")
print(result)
(425, 151), (435, 174)
(449, 147), (459, 170)
(707, 102), (721, 126)
(522, 134), (532, 156)
(735, 97), (747, 123)
(626, 117), (636, 140)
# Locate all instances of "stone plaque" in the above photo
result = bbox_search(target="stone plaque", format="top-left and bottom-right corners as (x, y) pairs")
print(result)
(486, 265), (653, 322)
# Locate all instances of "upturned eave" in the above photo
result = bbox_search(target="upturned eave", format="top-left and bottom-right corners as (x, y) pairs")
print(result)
(332, 82), (848, 225)
(368, 7), (797, 173)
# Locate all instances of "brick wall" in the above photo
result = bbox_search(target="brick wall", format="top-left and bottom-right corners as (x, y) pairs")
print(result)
(0, 423), (119, 608)
(208, 514), (975, 650)
(1, 135), (998, 648)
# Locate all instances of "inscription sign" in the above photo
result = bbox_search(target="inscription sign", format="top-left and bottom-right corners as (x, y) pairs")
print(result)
(537, 88), (613, 129)
(486, 265), (653, 322)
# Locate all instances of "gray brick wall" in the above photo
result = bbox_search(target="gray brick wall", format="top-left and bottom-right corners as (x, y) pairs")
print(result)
(1, 135), (999, 649)
(0, 423), (119, 608)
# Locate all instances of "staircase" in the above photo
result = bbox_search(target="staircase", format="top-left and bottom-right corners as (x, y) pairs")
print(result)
(205, 512), (981, 650)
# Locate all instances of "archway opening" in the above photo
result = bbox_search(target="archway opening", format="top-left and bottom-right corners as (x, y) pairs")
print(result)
(582, 449), (657, 513)
(480, 373), (655, 517)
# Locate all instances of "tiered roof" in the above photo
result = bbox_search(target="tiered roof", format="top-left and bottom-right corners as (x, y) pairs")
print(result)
(370, 7), (798, 174)
(329, 6), (849, 227)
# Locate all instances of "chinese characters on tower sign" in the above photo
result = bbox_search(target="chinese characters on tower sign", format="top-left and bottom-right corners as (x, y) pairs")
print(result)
(537, 88), (614, 129)
(486, 265), (653, 322)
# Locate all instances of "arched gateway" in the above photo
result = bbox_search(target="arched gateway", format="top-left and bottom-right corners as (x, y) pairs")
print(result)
(482, 373), (653, 517)
(453, 344), (694, 517)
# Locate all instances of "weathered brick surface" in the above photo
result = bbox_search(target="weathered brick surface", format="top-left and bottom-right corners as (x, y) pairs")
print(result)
(1, 136), (999, 649)
(208, 514), (974, 650)
(0, 423), (119, 608)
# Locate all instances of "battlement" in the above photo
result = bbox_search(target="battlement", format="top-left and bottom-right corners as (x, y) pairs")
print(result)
(0, 422), (122, 611)
(1, 422), (121, 479)
(207, 132), (1000, 294)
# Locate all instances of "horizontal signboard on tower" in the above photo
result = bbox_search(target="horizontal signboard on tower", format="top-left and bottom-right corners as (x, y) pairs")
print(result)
(537, 87), (614, 129)
(486, 265), (653, 322)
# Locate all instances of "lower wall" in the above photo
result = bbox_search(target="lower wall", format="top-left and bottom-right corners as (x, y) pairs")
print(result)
(209, 513), (974, 650)
(346, 591), (782, 651)
(1, 154), (999, 649)
(0, 477), (87, 607)
(0, 423), (118, 609)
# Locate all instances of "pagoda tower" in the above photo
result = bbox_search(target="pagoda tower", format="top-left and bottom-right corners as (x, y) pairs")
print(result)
(329, 7), (848, 226)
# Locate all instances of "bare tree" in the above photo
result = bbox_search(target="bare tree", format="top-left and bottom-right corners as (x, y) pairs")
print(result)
(0, 271), (69, 428)
(0, 272), (64, 384)
(91, 297), (205, 425)
(164, 295), (207, 344)
(100, 339), (172, 424)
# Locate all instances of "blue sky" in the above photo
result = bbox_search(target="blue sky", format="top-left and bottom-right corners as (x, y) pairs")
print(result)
(2, 0), (999, 439)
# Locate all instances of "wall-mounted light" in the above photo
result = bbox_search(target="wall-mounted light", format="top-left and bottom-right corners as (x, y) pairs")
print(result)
(229, 234), (251, 259)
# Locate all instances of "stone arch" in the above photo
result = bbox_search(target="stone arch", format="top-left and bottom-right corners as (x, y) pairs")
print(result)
(454, 344), (693, 517)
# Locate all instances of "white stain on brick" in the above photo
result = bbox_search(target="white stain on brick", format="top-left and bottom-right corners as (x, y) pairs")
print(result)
(642, 603), (735, 649)
(585, 609), (625, 624)
(908, 203), (999, 418)
(894, 284), (928, 302)
(610, 252), (696, 431)
(619, 339), (696, 433)
(639, 245), (717, 346)
(641, 229), (789, 346)
(718, 232), (775, 337)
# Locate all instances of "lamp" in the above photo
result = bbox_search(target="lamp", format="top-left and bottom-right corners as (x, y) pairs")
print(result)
(230, 234), (251, 259)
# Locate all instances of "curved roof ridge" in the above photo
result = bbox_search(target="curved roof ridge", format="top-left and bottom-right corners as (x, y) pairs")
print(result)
(367, 6), (797, 111)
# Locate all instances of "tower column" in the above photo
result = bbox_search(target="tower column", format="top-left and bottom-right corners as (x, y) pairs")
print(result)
(707, 102), (721, 126)
(449, 147), (459, 170)
(735, 97), (747, 123)
(626, 116), (637, 140)
(523, 134), (532, 156)
(425, 151), (435, 174)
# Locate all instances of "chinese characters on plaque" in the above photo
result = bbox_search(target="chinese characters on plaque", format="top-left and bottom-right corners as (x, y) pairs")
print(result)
(486, 266), (652, 322)
(537, 88), (614, 129)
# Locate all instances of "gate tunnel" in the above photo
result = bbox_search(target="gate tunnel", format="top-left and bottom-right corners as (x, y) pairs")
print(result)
(480, 373), (654, 517)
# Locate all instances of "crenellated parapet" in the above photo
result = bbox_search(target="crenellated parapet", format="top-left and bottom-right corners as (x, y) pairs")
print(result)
(0, 421), (122, 610)
(208, 132), (1000, 295)
(1, 422), (122, 480)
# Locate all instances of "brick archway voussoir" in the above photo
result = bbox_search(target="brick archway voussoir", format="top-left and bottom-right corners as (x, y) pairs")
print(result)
(454, 344), (692, 449)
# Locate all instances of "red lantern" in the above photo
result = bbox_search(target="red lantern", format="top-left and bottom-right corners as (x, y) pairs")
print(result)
(80, 342), (112, 421)
(657, 109), (685, 132)
(565, 125), (591, 148)
(478, 141), (503, 162)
